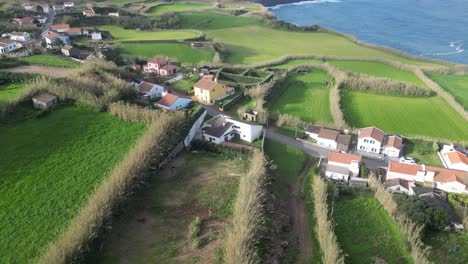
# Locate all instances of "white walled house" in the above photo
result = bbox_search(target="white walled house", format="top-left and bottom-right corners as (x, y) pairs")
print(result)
(43, 32), (70, 48)
(383, 135), (403, 158)
(64, 2), (75, 8)
(2, 32), (30, 42)
(201, 115), (262, 144)
(317, 129), (339, 149)
(385, 178), (415, 195)
(386, 161), (434, 183)
(440, 144), (468, 172)
(156, 93), (192, 110)
(0, 38), (18, 54)
(432, 166), (468, 194)
(305, 125), (321, 140)
(357, 126), (385, 154)
(137, 81), (164, 99)
(325, 152), (361, 181)
(39, 4), (51, 13)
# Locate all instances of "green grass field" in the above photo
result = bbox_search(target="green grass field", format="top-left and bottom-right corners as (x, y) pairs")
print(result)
(149, 3), (213, 15)
(178, 12), (264, 30)
(119, 42), (213, 64)
(271, 58), (323, 69)
(264, 138), (305, 182)
(328, 60), (428, 88)
(341, 90), (468, 141)
(0, 105), (146, 263)
(304, 168), (323, 263)
(333, 193), (412, 264)
(0, 83), (25, 102)
(99, 25), (200, 41)
(404, 139), (442, 166)
(424, 231), (468, 264)
(20, 55), (79, 68)
(427, 72), (468, 110)
(169, 74), (198, 92)
(267, 70), (333, 123)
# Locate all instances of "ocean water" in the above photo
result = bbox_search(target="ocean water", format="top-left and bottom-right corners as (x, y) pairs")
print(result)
(270, 0), (468, 64)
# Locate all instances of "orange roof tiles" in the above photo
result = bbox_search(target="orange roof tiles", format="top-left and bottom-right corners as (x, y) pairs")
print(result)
(359, 126), (385, 142)
(328, 152), (361, 165)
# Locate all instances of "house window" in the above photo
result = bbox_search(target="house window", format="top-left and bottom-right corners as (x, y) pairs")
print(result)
(364, 139), (368, 143)
(371, 148), (376, 152)
(370, 140), (375, 144)
(360, 146), (365, 150)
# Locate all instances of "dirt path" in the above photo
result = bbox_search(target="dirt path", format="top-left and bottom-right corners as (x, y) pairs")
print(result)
(0, 66), (76, 78)
(288, 157), (315, 264)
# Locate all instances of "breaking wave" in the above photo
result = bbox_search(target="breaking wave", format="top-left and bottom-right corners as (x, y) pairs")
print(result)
(269, 0), (342, 10)
(421, 41), (464, 56)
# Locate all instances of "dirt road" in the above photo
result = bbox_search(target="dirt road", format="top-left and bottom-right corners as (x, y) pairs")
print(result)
(0, 66), (76, 78)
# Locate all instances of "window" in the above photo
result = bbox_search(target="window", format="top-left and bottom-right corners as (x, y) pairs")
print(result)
(360, 146), (365, 150)
(370, 140), (375, 144)
(371, 148), (376, 152)
(364, 139), (368, 143)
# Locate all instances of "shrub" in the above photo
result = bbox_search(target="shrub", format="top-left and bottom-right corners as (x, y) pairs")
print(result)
(109, 102), (158, 124)
(188, 217), (203, 249)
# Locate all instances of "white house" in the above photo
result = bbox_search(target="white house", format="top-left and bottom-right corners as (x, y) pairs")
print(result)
(53, 5), (66, 12)
(305, 125), (321, 139)
(43, 32), (70, 48)
(2, 32), (30, 42)
(440, 144), (468, 172)
(383, 135), (403, 158)
(386, 161), (434, 183)
(325, 152), (362, 181)
(156, 92), (192, 110)
(201, 115), (263, 144)
(137, 81), (164, 99)
(305, 126), (351, 152)
(39, 4), (51, 13)
(317, 129), (339, 150)
(357, 126), (385, 154)
(385, 178), (415, 195)
(0, 38), (18, 54)
(63, 2), (75, 8)
(432, 166), (468, 194)
(91, 32), (102, 41)
(22, 3), (34, 10)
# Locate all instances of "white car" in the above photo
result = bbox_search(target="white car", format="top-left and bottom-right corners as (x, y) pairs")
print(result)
(400, 157), (416, 164)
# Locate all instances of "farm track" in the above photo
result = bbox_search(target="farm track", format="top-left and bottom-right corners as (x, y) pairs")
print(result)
(0, 66), (76, 78)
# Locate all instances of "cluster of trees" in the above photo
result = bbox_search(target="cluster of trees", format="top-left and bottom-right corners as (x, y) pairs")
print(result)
(394, 195), (449, 231)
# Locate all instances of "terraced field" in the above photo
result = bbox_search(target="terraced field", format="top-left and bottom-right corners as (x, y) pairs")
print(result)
(427, 72), (468, 110)
(98, 25), (200, 41)
(119, 43), (214, 63)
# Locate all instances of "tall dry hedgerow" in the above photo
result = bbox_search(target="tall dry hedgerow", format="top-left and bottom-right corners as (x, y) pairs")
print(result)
(109, 101), (158, 124)
(313, 177), (345, 264)
(368, 175), (432, 264)
(37, 110), (186, 264)
(224, 150), (269, 264)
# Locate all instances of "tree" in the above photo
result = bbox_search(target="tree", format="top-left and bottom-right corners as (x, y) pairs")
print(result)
(426, 207), (449, 231)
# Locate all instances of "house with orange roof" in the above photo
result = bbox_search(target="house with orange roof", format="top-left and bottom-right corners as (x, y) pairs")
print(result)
(156, 92), (192, 110)
(325, 152), (362, 181)
(43, 31), (70, 48)
(440, 143), (468, 172)
(83, 9), (96, 17)
(50, 24), (70, 33)
(357, 126), (385, 154)
(193, 79), (234, 105)
(383, 135), (403, 158)
(67, 28), (82, 36)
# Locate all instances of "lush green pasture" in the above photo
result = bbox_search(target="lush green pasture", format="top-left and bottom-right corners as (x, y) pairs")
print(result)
(427, 72), (468, 110)
(267, 70), (333, 123)
(149, 3), (213, 15)
(424, 231), (468, 264)
(264, 138), (305, 182)
(0, 83), (25, 102)
(169, 74), (198, 92)
(341, 90), (468, 141)
(333, 193), (412, 264)
(99, 25), (199, 41)
(0, 106), (146, 263)
(404, 139), (442, 166)
(119, 43), (213, 63)
(85, 152), (247, 263)
(178, 12), (264, 30)
(328, 60), (428, 88)
(271, 58), (323, 69)
(20, 55), (78, 68)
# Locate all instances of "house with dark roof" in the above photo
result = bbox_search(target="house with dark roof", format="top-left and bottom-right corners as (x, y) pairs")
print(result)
(201, 115), (262, 144)
(383, 135), (403, 158)
(304, 126), (351, 152)
(155, 92), (192, 110)
(440, 143), (468, 172)
(385, 178), (415, 195)
(325, 152), (362, 181)
(137, 81), (165, 99)
(32, 93), (58, 110)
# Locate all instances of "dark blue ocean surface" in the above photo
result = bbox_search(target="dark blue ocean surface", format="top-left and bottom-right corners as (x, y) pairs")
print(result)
(269, 0), (467, 64)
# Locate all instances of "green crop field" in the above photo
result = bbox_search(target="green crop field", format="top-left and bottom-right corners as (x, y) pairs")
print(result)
(20, 55), (79, 68)
(98, 25), (200, 41)
(341, 90), (468, 141)
(328, 60), (428, 88)
(333, 193), (412, 264)
(0, 83), (25, 102)
(271, 58), (323, 69)
(119, 43), (214, 64)
(149, 3), (213, 15)
(178, 12), (264, 30)
(427, 72), (468, 110)
(0, 105), (146, 263)
(264, 138), (305, 182)
(267, 70), (333, 123)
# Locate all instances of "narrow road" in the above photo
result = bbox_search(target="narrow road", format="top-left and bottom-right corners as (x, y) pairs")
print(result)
(265, 128), (330, 158)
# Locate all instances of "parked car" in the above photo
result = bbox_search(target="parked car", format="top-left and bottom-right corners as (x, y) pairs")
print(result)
(400, 157), (416, 163)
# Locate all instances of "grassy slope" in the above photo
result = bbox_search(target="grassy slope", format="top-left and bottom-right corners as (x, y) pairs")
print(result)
(19, 55), (79, 68)
(98, 25), (199, 41)
(149, 3), (213, 15)
(267, 70), (333, 123)
(85, 152), (247, 263)
(0, 83), (24, 102)
(341, 90), (468, 141)
(427, 72), (468, 110)
(424, 231), (468, 264)
(264, 138), (305, 182)
(169, 74), (199, 92)
(178, 12), (264, 30)
(333, 193), (412, 264)
(328, 60), (428, 88)
(0, 106), (146, 263)
(119, 43), (213, 63)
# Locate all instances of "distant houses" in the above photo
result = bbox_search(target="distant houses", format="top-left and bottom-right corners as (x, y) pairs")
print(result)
(0, 38), (18, 54)
(143, 57), (176, 76)
(2, 32), (30, 42)
(137, 81), (164, 99)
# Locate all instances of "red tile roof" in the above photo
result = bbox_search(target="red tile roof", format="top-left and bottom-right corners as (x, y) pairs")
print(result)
(387, 161), (423, 176)
(359, 126), (385, 142)
(328, 152), (361, 165)
(51, 24), (70, 30)
(202, 74), (214, 81)
(445, 151), (468, 165)
(194, 79), (218, 90)
(138, 81), (156, 93)
(385, 135), (402, 149)
(158, 93), (179, 107)
(427, 166), (468, 184)
(148, 57), (169, 65)
(318, 128), (339, 141)
(68, 28), (81, 33)
(45, 32), (59, 40)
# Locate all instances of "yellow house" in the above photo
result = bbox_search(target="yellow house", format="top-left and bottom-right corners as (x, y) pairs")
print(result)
(194, 79), (234, 104)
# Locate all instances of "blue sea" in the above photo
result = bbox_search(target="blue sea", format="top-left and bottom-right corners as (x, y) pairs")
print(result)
(269, 0), (468, 64)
